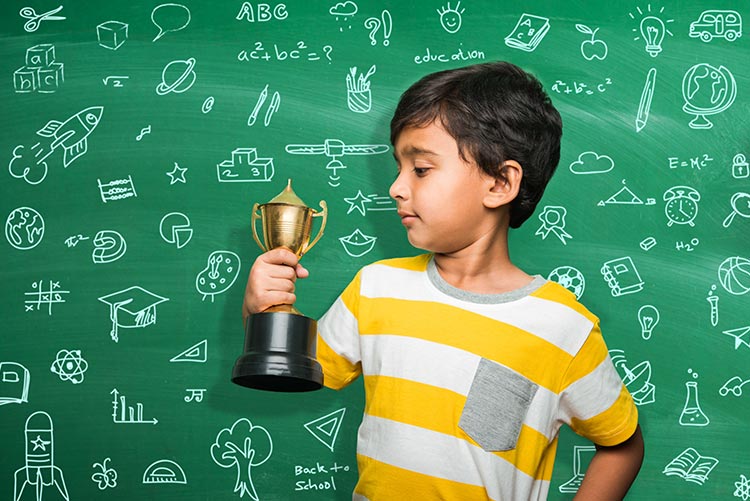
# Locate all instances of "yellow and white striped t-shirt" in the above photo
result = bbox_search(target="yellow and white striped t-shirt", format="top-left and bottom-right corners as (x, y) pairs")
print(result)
(317, 254), (638, 501)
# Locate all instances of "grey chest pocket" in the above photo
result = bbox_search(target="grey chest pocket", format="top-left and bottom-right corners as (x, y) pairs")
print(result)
(459, 358), (539, 452)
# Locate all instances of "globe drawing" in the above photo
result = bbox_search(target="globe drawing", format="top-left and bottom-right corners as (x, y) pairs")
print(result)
(682, 63), (736, 129)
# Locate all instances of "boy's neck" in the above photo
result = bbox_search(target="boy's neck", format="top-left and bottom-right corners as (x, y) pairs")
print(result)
(432, 229), (532, 294)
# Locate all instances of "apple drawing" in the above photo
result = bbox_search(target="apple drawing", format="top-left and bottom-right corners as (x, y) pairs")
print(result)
(577, 24), (608, 60)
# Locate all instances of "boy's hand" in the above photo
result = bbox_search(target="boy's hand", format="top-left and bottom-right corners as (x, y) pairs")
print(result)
(242, 248), (309, 321)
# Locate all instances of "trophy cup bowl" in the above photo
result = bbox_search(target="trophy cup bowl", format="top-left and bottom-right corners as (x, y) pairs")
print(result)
(232, 180), (327, 392)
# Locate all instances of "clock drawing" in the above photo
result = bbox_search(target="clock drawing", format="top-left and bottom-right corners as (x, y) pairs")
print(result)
(663, 186), (701, 226)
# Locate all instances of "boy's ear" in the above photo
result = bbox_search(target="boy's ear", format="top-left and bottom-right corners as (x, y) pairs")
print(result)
(483, 160), (523, 209)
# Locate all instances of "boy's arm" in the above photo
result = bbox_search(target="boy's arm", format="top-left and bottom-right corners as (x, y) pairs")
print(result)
(573, 425), (644, 501)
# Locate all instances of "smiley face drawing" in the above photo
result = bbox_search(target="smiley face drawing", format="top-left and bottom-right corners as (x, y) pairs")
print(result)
(437, 2), (465, 34)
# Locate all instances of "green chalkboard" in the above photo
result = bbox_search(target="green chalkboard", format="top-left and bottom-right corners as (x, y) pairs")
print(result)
(1, 0), (749, 499)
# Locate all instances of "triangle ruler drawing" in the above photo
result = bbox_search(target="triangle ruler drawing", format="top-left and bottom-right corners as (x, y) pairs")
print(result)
(304, 408), (346, 452)
(169, 339), (207, 363)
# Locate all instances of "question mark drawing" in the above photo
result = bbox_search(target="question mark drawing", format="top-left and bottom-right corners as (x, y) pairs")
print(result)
(364, 9), (392, 46)
(323, 45), (333, 62)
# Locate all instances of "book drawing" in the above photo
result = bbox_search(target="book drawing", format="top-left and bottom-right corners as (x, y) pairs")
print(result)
(663, 447), (718, 485)
(601, 256), (644, 296)
(504, 13), (551, 52)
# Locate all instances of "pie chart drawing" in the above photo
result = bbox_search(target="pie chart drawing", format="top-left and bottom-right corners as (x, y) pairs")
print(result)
(160, 212), (193, 248)
(156, 57), (196, 95)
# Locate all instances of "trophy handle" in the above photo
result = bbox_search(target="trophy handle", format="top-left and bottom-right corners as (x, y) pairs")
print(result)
(303, 201), (327, 254)
(251, 203), (269, 252)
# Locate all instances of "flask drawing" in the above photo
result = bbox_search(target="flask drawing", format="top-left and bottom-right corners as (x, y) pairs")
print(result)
(679, 379), (710, 426)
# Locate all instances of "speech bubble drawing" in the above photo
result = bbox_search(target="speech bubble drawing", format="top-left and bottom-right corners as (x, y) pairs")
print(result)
(151, 3), (191, 42)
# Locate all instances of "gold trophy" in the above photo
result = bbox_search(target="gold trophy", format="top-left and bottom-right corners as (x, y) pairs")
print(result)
(232, 179), (327, 392)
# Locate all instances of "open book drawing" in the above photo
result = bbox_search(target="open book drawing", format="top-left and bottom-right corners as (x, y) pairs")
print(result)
(663, 447), (718, 485)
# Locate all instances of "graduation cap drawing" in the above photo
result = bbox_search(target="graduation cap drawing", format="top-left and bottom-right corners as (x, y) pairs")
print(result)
(98, 286), (168, 342)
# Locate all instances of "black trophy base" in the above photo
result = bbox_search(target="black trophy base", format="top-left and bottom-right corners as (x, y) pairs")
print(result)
(232, 311), (323, 392)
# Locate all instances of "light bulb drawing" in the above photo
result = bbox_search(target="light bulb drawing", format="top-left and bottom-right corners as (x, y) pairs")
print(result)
(637, 304), (660, 340)
(629, 5), (673, 57)
(640, 16), (665, 56)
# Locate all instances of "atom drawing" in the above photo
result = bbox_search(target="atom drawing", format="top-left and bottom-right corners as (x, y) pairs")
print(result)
(736, 474), (750, 501)
(50, 349), (88, 384)
(156, 57), (196, 95)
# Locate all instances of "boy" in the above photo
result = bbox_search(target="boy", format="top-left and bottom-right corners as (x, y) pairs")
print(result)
(243, 62), (644, 500)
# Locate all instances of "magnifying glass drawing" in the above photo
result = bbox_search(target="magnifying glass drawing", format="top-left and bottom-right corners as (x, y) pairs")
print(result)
(722, 192), (750, 228)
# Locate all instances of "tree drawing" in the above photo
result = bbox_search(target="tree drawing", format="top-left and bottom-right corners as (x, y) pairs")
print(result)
(210, 417), (274, 500)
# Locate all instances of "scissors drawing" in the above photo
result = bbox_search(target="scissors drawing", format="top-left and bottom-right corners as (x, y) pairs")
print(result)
(20, 6), (66, 32)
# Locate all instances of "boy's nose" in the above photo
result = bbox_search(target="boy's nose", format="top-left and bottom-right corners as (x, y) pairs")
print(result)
(389, 172), (408, 200)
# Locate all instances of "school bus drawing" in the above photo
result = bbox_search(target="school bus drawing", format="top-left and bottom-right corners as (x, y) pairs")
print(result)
(689, 10), (742, 42)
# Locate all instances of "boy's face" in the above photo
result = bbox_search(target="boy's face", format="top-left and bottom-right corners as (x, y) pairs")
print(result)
(390, 121), (501, 254)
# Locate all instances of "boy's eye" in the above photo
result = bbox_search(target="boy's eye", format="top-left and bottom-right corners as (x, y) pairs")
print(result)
(414, 167), (429, 176)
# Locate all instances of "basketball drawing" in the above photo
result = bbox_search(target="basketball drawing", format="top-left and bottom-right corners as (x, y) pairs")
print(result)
(718, 256), (750, 295)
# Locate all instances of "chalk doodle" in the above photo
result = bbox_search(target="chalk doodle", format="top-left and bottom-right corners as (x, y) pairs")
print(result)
(285, 138), (389, 187)
(98, 176), (137, 203)
(719, 376), (750, 397)
(637, 305), (660, 340)
(103, 75), (129, 87)
(0, 362), (30, 406)
(91, 458), (118, 490)
(339, 228), (377, 257)
(535, 206), (572, 245)
(98, 286), (168, 342)
(97, 21), (128, 50)
(679, 369), (709, 427)
(196, 250), (241, 302)
(601, 256), (644, 297)
(569, 151), (614, 175)
(344, 190), (395, 215)
(437, 2), (464, 34)
(689, 10), (742, 43)
(735, 474), (750, 500)
(718, 257), (750, 295)
(413, 45), (485, 65)
(247, 84), (281, 126)
(166, 162), (188, 184)
(723, 326), (750, 350)
(136, 125), (151, 141)
(304, 408), (346, 452)
(111, 388), (158, 424)
(706, 285), (719, 326)
(238, 41), (334, 63)
(202, 96), (215, 113)
(598, 180), (656, 207)
(364, 9), (392, 46)
(13, 411), (69, 501)
(5, 207), (44, 250)
(664, 186), (700, 227)
(330, 1), (358, 31)
(184, 388), (206, 402)
(156, 58), (196, 95)
(152, 3), (191, 42)
(576, 24), (608, 60)
(217, 148), (274, 182)
(636, 68), (656, 132)
(558, 445), (596, 493)
(629, 5), (674, 57)
(19, 6), (65, 32)
(143, 459), (187, 483)
(236, 2), (288, 22)
(682, 63), (736, 129)
(505, 13), (550, 52)
(9, 107), (103, 185)
(170, 339), (208, 363)
(547, 266), (585, 299)
(14, 44), (64, 93)
(667, 153), (713, 170)
(663, 447), (717, 485)
(92, 230), (127, 263)
(346, 66), (376, 113)
(160, 212), (193, 249)
(50, 349), (88, 384)
(211, 418), (274, 499)
(733, 153), (750, 178)
(611, 350), (655, 406)
(24, 280), (68, 315)
(551, 77), (612, 96)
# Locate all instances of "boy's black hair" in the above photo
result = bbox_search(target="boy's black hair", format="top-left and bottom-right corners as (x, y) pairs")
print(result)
(390, 61), (562, 229)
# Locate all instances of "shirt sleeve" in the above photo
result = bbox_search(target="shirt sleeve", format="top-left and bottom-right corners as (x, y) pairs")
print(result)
(317, 270), (363, 390)
(557, 322), (639, 446)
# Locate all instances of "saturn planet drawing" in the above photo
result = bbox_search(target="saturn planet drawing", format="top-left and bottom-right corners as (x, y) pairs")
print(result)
(156, 57), (196, 95)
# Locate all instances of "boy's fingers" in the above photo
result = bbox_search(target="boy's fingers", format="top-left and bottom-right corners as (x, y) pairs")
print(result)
(260, 247), (300, 267)
(295, 263), (309, 279)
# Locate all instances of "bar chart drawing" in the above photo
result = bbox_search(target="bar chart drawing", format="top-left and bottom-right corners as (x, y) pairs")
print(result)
(110, 388), (158, 425)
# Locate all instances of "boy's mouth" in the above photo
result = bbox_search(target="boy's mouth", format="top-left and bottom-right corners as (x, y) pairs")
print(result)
(397, 210), (418, 225)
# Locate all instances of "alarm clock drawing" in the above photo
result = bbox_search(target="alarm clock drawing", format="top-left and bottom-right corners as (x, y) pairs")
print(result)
(663, 186), (701, 226)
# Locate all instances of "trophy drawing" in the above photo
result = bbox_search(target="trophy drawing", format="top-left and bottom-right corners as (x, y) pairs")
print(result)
(232, 179), (327, 392)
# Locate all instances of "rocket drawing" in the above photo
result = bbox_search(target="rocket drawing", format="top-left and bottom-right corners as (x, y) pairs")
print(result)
(32, 106), (103, 168)
(14, 411), (69, 501)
